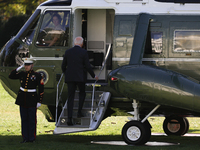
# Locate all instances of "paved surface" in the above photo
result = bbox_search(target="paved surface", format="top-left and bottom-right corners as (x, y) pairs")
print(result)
(91, 133), (200, 146)
(91, 141), (179, 146)
(152, 133), (200, 137)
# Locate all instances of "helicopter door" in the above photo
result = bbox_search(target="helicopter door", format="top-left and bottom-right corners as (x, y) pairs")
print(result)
(74, 9), (114, 82)
(87, 9), (106, 82)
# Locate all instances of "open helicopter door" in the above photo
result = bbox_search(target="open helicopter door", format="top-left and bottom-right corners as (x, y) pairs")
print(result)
(73, 9), (114, 83)
(86, 9), (107, 82)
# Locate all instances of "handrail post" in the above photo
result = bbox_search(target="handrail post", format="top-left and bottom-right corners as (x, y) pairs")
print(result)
(89, 43), (111, 127)
(56, 73), (64, 124)
(90, 81), (97, 126)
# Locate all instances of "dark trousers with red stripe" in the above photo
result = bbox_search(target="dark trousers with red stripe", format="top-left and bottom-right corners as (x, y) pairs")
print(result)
(20, 106), (37, 141)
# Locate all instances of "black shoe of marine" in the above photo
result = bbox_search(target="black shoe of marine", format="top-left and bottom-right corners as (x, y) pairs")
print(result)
(29, 140), (35, 143)
(20, 140), (28, 143)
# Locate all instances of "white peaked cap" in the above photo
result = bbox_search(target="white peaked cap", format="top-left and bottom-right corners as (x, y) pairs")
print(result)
(22, 58), (35, 64)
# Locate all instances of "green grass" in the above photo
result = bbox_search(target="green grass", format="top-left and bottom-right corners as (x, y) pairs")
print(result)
(1, 83), (200, 149)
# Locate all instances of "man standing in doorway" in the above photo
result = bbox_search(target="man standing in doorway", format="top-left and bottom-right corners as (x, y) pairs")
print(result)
(61, 36), (98, 126)
(9, 58), (44, 143)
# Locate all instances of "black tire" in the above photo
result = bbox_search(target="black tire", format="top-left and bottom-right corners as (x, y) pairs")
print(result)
(143, 120), (152, 142)
(122, 120), (151, 145)
(163, 116), (186, 136)
(182, 117), (189, 135)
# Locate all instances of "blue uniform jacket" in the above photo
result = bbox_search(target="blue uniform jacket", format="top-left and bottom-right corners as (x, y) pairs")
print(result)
(9, 69), (44, 107)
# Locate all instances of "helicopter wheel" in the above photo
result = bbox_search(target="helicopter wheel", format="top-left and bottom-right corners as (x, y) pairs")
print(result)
(163, 116), (189, 136)
(122, 120), (151, 145)
(182, 117), (189, 135)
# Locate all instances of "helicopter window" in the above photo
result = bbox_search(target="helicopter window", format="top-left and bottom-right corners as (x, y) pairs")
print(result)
(36, 10), (70, 47)
(151, 32), (163, 53)
(145, 31), (163, 54)
(174, 30), (200, 52)
(119, 21), (132, 36)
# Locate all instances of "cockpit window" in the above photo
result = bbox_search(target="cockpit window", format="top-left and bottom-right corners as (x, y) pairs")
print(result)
(174, 30), (200, 52)
(36, 10), (70, 47)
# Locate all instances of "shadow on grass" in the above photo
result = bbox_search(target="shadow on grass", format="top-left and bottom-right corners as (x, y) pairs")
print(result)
(188, 129), (200, 132)
(0, 134), (200, 150)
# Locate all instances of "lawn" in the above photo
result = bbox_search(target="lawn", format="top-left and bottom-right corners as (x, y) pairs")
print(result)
(1, 83), (200, 150)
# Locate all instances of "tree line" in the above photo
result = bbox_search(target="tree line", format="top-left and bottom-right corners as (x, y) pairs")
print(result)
(0, 0), (46, 48)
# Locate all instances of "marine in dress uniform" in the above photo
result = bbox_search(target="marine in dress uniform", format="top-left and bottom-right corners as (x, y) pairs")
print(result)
(9, 58), (44, 143)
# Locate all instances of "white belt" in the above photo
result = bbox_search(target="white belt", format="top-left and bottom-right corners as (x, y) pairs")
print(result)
(20, 87), (36, 92)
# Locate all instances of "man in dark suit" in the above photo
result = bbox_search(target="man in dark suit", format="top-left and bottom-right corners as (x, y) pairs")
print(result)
(61, 36), (98, 125)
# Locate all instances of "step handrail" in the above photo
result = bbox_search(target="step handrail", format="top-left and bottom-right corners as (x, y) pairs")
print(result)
(56, 73), (64, 124)
(90, 43), (112, 127)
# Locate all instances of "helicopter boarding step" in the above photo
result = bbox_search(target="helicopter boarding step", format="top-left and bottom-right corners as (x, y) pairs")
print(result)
(54, 91), (111, 134)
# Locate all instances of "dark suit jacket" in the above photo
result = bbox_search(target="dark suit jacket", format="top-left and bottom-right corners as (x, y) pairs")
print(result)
(9, 69), (44, 107)
(61, 45), (95, 83)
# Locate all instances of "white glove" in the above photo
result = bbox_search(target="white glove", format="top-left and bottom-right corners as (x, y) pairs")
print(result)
(37, 103), (41, 108)
(16, 64), (24, 72)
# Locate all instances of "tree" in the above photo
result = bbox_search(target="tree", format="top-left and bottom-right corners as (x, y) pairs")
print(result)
(22, 0), (46, 15)
(0, 0), (46, 20)
(0, 0), (46, 47)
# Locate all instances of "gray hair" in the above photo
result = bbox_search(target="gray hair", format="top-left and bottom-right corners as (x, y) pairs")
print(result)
(74, 36), (83, 46)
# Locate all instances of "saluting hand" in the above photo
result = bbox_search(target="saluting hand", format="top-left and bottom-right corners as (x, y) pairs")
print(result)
(16, 63), (24, 72)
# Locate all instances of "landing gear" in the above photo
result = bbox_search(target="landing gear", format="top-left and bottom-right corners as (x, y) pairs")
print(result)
(122, 100), (160, 145)
(163, 116), (189, 136)
(122, 120), (151, 145)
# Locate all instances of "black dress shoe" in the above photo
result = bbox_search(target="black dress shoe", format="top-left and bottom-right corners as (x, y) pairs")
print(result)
(77, 112), (84, 118)
(67, 118), (73, 126)
(29, 140), (35, 143)
(20, 140), (28, 143)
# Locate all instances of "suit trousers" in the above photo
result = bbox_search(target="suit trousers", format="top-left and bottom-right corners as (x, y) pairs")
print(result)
(20, 106), (37, 141)
(67, 82), (86, 118)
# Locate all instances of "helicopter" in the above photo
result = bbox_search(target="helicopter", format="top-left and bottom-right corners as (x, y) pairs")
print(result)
(1, 0), (200, 145)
